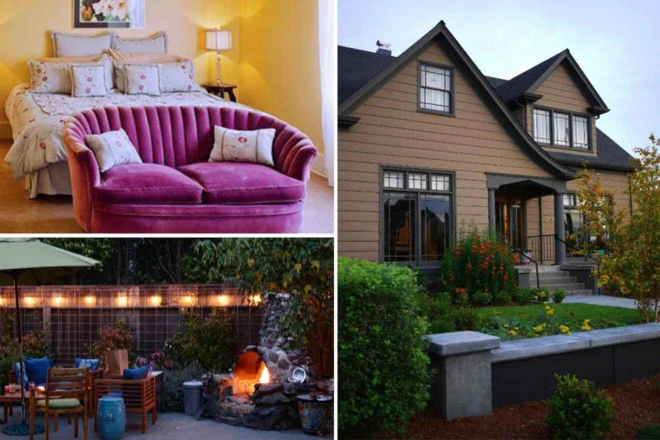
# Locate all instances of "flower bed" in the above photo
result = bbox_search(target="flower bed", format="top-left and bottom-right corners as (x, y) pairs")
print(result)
(476, 303), (641, 341)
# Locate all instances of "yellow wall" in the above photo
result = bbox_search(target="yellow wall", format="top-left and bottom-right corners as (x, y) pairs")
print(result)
(239, 0), (324, 156)
(0, 0), (241, 136)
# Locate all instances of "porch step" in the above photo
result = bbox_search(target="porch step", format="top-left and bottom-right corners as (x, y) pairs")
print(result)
(530, 274), (577, 283)
(563, 289), (594, 296)
(539, 282), (585, 291)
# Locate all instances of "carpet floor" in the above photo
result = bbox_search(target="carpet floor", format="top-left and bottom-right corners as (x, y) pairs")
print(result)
(0, 140), (334, 234)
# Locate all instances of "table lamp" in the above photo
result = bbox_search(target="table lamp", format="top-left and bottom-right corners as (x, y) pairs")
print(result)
(206, 28), (232, 85)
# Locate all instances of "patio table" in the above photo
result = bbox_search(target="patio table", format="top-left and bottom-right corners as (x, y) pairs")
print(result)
(0, 391), (52, 424)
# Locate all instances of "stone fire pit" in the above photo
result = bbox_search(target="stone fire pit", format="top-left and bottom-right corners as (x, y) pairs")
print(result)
(209, 293), (331, 430)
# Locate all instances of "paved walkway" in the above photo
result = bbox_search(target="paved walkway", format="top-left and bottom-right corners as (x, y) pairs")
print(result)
(1, 411), (330, 439)
(562, 295), (638, 309)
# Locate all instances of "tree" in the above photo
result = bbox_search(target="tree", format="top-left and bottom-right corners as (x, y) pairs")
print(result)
(574, 135), (660, 321)
(196, 238), (334, 376)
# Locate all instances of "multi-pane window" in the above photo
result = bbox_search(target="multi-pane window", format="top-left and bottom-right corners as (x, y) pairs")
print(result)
(572, 115), (589, 149)
(563, 193), (578, 208)
(383, 169), (453, 264)
(419, 63), (452, 114)
(533, 107), (591, 149)
(533, 109), (551, 144)
(554, 112), (571, 146)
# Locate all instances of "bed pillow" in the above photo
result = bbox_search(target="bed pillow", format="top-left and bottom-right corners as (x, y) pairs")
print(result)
(113, 32), (168, 54)
(42, 54), (104, 63)
(160, 60), (201, 93)
(51, 32), (114, 57)
(210, 126), (276, 167)
(105, 49), (181, 63)
(29, 55), (113, 94)
(86, 129), (143, 172)
(70, 65), (107, 98)
(124, 64), (161, 95)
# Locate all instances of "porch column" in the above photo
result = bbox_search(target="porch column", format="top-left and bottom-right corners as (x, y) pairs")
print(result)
(488, 189), (496, 232)
(554, 193), (566, 265)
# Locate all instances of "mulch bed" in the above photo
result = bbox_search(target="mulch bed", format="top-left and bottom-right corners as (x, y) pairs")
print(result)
(371, 374), (660, 439)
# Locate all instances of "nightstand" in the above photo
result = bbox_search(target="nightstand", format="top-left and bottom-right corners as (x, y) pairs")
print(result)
(202, 82), (238, 103)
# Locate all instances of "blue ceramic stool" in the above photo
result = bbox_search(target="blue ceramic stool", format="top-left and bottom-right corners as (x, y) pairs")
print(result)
(97, 396), (126, 440)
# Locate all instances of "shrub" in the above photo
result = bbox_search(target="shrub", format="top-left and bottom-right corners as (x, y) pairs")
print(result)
(546, 374), (614, 440)
(636, 425), (660, 440)
(454, 290), (470, 307)
(493, 290), (512, 305)
(451, 307), (479, 331)
(441, 226), (517, 300)
(158, 362), (204, 412)
(536, 288), (550, 303)
(417, 291), (455, 334)
(552, 289), (567, 304)
(164, 308), (236, 373)
(514, 288), (535, 305)
(339, 258), (430, 436)
(471, 291), (492, 306)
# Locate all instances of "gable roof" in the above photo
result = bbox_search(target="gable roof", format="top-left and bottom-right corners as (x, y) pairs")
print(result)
(338, 46), (395, 105)
(493, 50), (609, 113)
(338, 21), (575, 179)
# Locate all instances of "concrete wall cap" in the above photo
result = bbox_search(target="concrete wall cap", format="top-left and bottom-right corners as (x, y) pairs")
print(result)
(491, 334), (589, 363)
(571, 322), (660, 347)
(427, 331), (500, 357)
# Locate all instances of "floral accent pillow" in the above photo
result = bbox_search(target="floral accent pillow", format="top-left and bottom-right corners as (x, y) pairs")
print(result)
(160, 60), (201, 93)
(70, 65), (107, 98)
(86, 129), (143, 172)
(124, 64), (161, 96)
(29, 55), (113, 94)
(210, 126), (276, 167)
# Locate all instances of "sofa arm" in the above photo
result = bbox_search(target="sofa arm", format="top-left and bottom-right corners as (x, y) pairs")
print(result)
(63, 123), (100, 232)
(276, 132), (318, 182)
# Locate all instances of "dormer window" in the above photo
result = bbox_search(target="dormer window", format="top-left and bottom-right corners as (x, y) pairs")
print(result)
(533, 106), (591, 150)
(418, 62), (454, 116)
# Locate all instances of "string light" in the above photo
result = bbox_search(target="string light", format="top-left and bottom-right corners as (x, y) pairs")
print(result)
(84, 295), (96, 306)
(117, 294), (128, 307)
(218, 294), (229, 306)
(151, 295), (162, 306)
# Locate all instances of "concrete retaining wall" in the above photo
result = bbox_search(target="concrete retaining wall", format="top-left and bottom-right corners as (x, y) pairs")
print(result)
(427, 323), (660, 419)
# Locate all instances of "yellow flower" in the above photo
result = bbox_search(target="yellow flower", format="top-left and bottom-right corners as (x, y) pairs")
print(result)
(508, 330), (517, 336)
(534, 296), (538, 300)
(533, 325), (543, 332)
(543, 301), (548, 305)
(545, 305), (551, 310)
(546, 309), (554, 316)
(581, 324), (592, 331)
(513, 327), (519, 331)
(583, 319), (591, 325)
(559, 325), (570, 334)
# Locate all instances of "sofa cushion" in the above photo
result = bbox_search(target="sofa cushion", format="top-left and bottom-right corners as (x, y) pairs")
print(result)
(178, 162), (305, 205)
(96, 164), (203, 205)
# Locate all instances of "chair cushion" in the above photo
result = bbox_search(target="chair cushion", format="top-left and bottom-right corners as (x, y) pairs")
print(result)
(24, 357), (52, 385)
(123, 365), (150, 380)
(36, 398), (82, 409)
(75, 358), (100, 371)
(95, 164), (203, 205)
(178, 162), (305, 205)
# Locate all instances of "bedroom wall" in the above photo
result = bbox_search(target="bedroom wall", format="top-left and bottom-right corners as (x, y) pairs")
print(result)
(0, 0), (241, 139)
(239, 0), (325, 165)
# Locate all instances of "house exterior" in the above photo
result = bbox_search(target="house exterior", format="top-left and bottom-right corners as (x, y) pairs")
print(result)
(337, 21), (635, 274)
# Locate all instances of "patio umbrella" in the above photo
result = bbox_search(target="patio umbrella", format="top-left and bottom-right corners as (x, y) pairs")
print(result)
(0, 238), (99, 436)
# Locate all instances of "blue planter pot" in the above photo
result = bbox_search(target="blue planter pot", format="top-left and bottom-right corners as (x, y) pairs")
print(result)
(297, 395), (333, 434)
(98, 396), (126, 440)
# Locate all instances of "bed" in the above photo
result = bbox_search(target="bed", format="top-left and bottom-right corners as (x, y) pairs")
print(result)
(4, 84), (251, 198)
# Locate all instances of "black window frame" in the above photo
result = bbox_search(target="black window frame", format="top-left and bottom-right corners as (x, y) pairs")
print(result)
(380, 166), (456, 267)
(531, 105), (593, 151)
(417, 61), (455, 117)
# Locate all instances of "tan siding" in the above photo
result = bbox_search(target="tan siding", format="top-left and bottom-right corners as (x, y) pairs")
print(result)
(534, 63), (598, 155)
(339, 40), (555, 261)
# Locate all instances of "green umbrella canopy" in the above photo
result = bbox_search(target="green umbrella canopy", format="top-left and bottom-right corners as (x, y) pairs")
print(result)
(0, 238), (99, 285)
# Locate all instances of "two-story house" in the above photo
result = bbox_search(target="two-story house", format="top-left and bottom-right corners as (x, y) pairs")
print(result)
(338, 21), (635, 281)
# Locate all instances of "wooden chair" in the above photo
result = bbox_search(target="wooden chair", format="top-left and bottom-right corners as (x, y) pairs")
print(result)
(94, 375), (157, 434)
(29, 367), (90, 440)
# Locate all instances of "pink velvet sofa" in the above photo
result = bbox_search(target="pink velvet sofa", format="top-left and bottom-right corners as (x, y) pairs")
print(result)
(62, 106), (317, 233)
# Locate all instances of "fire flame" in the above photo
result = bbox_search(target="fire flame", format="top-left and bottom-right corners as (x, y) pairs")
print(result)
(259, 366), (269, 384)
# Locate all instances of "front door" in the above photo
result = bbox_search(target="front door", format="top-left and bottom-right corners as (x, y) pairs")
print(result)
(495, 198), (525, 249)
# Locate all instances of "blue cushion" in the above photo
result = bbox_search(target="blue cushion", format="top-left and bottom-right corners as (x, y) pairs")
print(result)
(13, 362), (28, 387)
(122, 365), (149, 380)
(24, 357), (51, 385)
(75, 358), (100, 371)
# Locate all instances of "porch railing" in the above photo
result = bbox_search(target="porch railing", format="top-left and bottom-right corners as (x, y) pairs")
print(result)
(528, 234), (589, 263)
(502, 241), (540, 289)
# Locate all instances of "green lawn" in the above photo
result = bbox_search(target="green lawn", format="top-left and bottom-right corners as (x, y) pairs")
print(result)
(476, 303), (642, 341)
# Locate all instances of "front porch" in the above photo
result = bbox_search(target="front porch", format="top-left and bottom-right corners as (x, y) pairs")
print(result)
(486, 173), (571, 266)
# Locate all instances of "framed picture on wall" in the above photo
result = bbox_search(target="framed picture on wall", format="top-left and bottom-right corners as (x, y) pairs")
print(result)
(74, 0), (145, 28)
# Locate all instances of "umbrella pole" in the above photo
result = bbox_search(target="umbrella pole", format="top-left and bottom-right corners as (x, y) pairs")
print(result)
(13, 275), (26, 425)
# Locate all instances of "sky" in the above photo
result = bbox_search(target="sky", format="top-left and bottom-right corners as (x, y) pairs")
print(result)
(338, 0), (660, 156)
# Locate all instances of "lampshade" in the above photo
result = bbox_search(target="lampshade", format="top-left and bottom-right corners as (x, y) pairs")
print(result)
(206, 29), (232, 51)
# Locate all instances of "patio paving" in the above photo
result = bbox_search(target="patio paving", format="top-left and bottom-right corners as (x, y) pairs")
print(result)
(2, 410), (332, 439)
(562, 294), (638, 309)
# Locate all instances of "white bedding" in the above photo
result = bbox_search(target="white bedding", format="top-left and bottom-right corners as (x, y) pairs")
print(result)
(4, 83), (251, 185)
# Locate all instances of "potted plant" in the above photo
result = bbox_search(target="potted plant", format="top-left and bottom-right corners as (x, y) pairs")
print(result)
(89, 320), (135, 375)
(297, 390), (333, 436)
